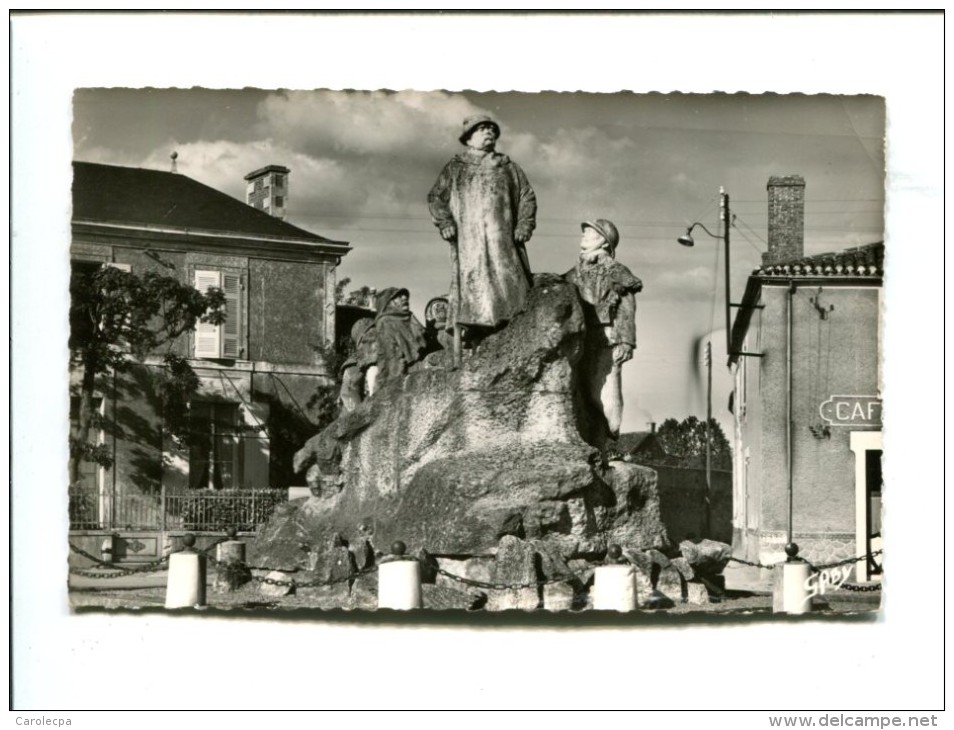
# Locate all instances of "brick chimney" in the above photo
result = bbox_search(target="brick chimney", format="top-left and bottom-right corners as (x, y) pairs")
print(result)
(244, 165), (290, 219)
(763, 175), (805, 265)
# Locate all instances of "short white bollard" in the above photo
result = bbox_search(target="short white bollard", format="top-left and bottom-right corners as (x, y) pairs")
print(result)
(216, 537), (246, 565)
(165, 534), (207, 609)
(772, 544), (812, 615)
(100, 535), (115, 563)
(592, 546), (638, 612)
(377, 541), (422, 610)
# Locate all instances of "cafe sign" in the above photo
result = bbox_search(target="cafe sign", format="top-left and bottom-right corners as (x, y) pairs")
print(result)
(819, 395), (882, 429)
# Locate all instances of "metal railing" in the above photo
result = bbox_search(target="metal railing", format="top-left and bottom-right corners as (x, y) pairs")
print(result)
(68, 488), (285, 532)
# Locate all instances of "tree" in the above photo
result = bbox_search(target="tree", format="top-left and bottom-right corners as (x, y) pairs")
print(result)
(655, 416), (732, 469)
(334, 276), (376, 308)
(68, 263), (225, 486)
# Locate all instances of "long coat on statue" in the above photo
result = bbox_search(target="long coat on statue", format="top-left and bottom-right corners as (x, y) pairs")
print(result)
(373, 287), (428, 383)
(428, 149), (537, 328)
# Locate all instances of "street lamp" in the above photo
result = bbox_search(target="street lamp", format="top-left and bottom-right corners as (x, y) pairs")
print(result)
(677, 187), (732, 358)
(677, 188), (732, 540)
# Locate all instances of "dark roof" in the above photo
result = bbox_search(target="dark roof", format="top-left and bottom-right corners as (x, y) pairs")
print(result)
(754, 242), (884, 278)
(616, 431), (649, 452)
(72, 161), (340, 244)
(616, 431), (658, 453)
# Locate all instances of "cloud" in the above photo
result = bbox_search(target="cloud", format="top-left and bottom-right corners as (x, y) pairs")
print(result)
(255, 90), (484, 164)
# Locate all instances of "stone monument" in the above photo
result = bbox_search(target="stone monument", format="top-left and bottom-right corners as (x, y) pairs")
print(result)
(247, 117), (667, 608)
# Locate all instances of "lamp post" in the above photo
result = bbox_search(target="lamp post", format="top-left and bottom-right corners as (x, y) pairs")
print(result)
(678, 188), (732, 539)
(677, 187), (732, 357)
(704, 339), (712, 538)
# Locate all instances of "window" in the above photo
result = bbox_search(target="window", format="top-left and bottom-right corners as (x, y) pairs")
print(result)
(274, 195), (284, 208)
(189, 402), (242, 490)
(194, 269), (243, 359)
(273, 174), (284, 190)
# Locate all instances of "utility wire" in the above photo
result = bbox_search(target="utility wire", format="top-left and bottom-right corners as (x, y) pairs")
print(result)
(732, 214), (768, 247)
(733, 225), (765, 255)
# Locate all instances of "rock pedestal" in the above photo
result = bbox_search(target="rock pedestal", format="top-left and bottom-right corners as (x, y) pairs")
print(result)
(486, 536), (540, 611)
(248, 276), (669, 587)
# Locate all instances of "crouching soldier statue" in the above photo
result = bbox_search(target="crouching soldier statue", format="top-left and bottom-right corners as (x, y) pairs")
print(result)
(337, 287), (428, 413)
(565, 219), (642, 446)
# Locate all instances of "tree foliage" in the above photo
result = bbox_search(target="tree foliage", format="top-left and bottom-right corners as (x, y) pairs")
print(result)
(334, 276), (376, 308)
(68, 263), (225, 485)
(655, 416), (732, 469)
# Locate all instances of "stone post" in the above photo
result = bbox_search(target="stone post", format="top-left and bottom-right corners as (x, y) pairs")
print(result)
(592, 545), (638, 611)
(100, 535), (115, 563)
(165, 534), (207, 609)
(772, 544), (812, 614)
(378, 541), (422, 610)
(213, 528), (250, 593)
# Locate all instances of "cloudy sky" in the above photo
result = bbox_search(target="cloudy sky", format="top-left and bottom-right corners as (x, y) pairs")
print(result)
(72, 88), (884, 435)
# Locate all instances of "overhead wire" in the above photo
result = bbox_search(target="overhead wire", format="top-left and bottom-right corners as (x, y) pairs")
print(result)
(733, 225), (765, 255)
(734, 217), (767, 246)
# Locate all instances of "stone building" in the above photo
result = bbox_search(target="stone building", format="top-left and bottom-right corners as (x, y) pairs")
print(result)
(69, 161), (349, 560)
(729, 175), (883, 584)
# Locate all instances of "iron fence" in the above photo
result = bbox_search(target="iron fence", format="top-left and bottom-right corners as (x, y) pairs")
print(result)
(68, 488), (286, 532)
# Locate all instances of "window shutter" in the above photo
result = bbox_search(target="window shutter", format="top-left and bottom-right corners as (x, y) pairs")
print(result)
(221, 274), (242, 359)
(194, 269), (222, 358)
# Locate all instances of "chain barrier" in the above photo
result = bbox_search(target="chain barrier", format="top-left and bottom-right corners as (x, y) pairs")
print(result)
(68, 542), (169, 578)
(70, 536), (229, 579)
(432, 563), (587, 591)
(727, 556), (775, 570)
(204, 549), (380, 588)
(246, 565), (379, 589)
(69, 536), (884, 595)
(727, 551), (883, 593)
(196, 536), (230, 558)
(219, 553), (589, 591)
(813, 549), (882, 571)
(839, 582), (882, 592)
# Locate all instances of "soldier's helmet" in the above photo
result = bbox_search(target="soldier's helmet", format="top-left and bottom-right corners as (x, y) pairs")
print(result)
(581, 219), (620, 251)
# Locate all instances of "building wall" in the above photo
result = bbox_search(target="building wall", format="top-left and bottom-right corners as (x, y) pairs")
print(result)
(737, 282), (880, 563)
(248, 259), (330, 365)
(70, 235), (338, 497)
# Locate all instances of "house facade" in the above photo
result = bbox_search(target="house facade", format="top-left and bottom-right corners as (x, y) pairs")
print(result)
(69, 162), (350, 559)
(729, 176), (883, 583)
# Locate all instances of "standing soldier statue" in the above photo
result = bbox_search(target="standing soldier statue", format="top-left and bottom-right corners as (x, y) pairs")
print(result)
(428, 114), (537, 364)
(565, 219), (643, 446)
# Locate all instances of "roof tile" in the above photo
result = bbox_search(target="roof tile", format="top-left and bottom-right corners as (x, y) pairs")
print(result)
(754, 241), (884, 278)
